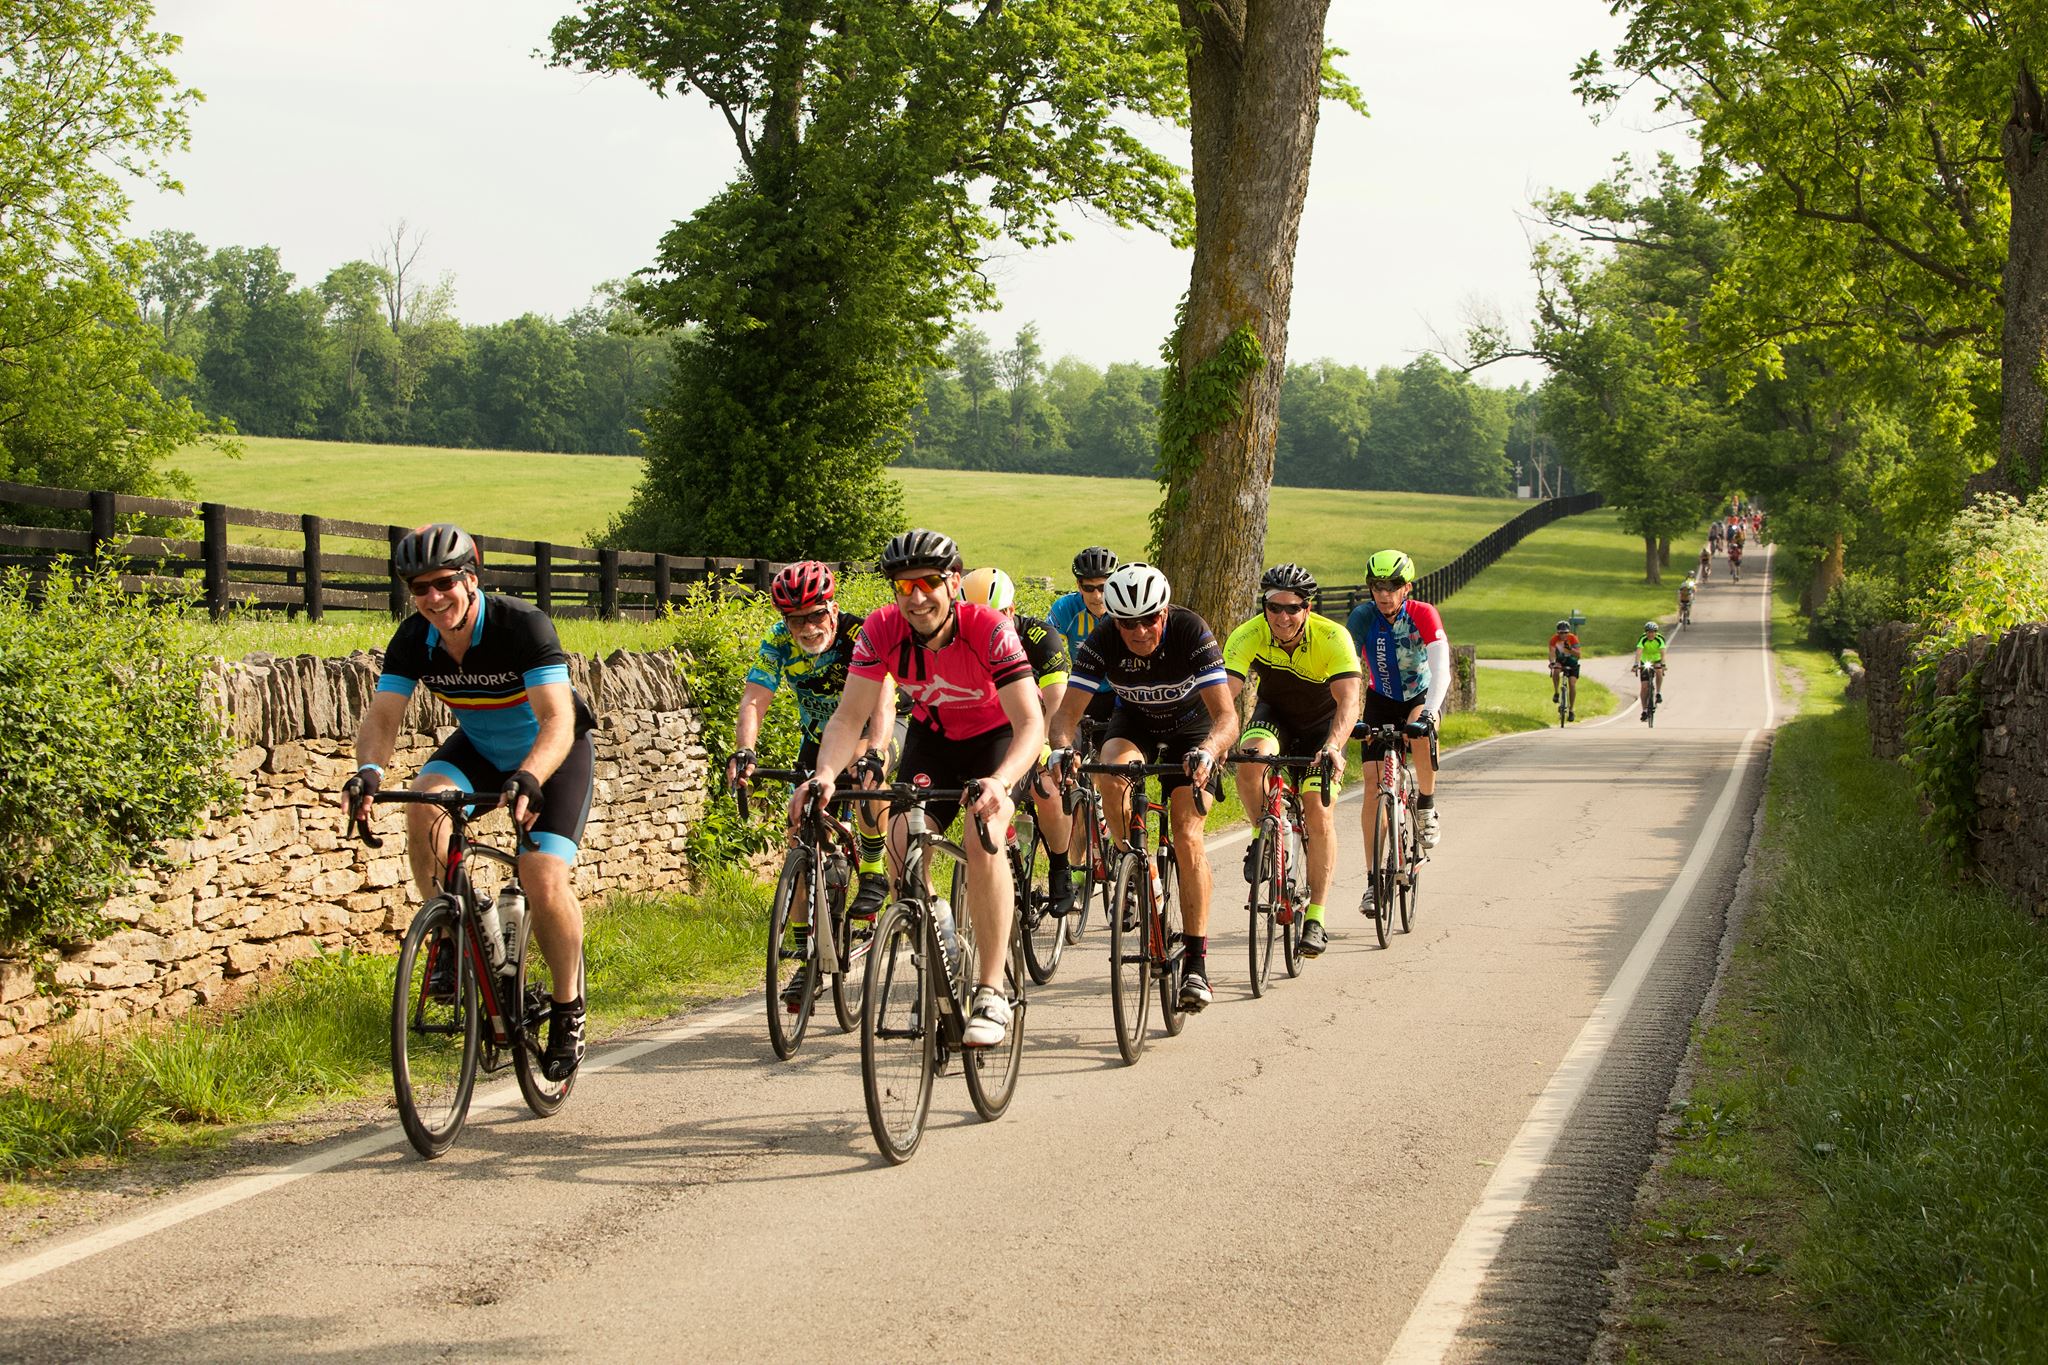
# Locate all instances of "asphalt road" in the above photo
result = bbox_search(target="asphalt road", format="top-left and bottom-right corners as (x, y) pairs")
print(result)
(0, 551), (1778, 1363)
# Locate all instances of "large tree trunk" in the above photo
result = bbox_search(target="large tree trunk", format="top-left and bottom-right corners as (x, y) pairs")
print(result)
(1657, 535), (1672, 568)
(1155, 0), (1332, 637)
(1643, 536), (1662, 585)
(1800, 531), (1846, 615)
(1997, 66), (2048, 495)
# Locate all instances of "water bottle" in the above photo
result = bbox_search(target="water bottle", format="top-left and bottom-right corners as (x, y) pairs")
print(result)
(495, 886), (527, 971)
(932, 896), (962, 986)
(823, 851), (851, 893)
(1149, 855), (1166, 909)
(477, 890), (507, 972)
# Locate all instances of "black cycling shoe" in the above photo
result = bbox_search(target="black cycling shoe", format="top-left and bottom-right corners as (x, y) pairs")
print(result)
(848, 872), (889, 920)
(1048, 864), (1076, 914)
(1300, 920), (1329, 957)
(427, 931), (457, 1003)
(780, 956), (814, 1013)
(541, 999), (585, 1082)
(1242, 842), (1261, 885)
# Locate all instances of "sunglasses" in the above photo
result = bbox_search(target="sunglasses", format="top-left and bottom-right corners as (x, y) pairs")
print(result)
(1112, 612), (1164, 631)
(891, 574), (948, 596)
(782, 606), (834, 627)
(1263, 600), (1308, 616)
(1369, 578), (1408, 592)
(407, 572), (466, 598)
(1078, 582), (1107, 595)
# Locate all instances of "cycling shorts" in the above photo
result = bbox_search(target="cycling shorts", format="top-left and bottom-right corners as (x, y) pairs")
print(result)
(1102, 706), (1221, 800)
(1359, 691), (1436, 772)
(1241, 702), (1341, 795)
(1552, 656), (1582, 678)
(897, 717), (1013, 833)
(420, 729), (595, 866)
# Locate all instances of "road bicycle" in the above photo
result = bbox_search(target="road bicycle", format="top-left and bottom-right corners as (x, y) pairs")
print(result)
(1072, 759), (1208, 1064)
(1010, 779), (1067, 985)
(1679, 596), (1693, 626)
(1729, 554), (1743, 583)
(1554, 663), (1579, 728)
(1356, 720), (1432, 948)
(1228, 751), (1330, 995)
(733, 769), (871, 1059)
(1055, 718), (1110, 949)
(1636, 662), (1664, 727)
(853, 781), (1024, 1165)
(348, 788), (580, 1159)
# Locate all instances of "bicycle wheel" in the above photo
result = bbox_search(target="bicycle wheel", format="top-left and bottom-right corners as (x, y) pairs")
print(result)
(512, 913), (585, 1117)
(1014, 808), (1064, 986)
(963, 915), (1026, 1122)
(391, 897), (480, 1158)
(1108, 855), (1151, 1064)
(1400, 831), (1422, 934)
(1157, 849), (1186, 1037)
(1247, 820), (1278, 998)
(1283, 821), (1309, 978)
(860, 902), (934, 1164)
(830, 872), (870, 1035)
(765, 852), (820, 1060)
(1373, 796), (1399, 950)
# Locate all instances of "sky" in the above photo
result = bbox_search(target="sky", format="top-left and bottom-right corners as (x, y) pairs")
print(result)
(130, 1), (1694, 388)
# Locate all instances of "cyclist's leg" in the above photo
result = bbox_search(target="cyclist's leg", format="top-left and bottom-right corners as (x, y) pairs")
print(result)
(1233, 713), (1280, 826)
(891, 719), (952, 898)
(1406, 699), (1437, 802)
(1095, 710), (1151, 843)
(522, 731), (594, 1002)
(408, 731), (489, 900)
(926, 724), (1016, 993)
(1300, 757), (1340, 906)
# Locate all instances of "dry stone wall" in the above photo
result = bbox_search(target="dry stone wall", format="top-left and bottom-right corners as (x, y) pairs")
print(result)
(1859, 622), (1918, 759)
(1976, 623), (2048, 917)
(0, 649), (708, 1070)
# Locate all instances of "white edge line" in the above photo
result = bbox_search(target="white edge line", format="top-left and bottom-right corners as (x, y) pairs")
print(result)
(1382, 547), (1777, 1362)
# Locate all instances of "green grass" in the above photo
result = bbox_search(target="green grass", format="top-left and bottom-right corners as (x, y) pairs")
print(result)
(0, 871), (769, 1178)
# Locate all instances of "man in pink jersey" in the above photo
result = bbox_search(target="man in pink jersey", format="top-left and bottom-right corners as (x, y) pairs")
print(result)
(799, 528), (1045, 1048)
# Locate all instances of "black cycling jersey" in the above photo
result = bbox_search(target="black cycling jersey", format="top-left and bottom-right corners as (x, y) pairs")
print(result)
(1070, 605), (1228, 729)
(1013, 611), (1071, 688)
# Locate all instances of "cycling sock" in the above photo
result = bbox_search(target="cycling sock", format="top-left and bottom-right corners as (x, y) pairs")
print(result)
(857, 832), (886, 875)
(554, 994), (584, 1015)
(1184, 935), (1208, 975)
(1047, 849), (1069, 875)
(1304, 902), (1325, 924)
(1416, 794), (1435, 810)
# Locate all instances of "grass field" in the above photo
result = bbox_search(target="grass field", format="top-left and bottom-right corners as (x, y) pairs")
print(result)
(171, 437), (1523, 585)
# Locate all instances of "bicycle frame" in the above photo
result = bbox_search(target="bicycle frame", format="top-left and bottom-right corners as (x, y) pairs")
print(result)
(735, 770), (861, 978)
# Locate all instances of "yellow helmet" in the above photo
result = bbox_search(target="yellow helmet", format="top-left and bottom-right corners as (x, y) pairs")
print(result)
(959, 566), (1016, 611)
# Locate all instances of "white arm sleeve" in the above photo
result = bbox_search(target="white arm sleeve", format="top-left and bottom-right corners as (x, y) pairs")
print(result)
(1424, 636), (1452, 719)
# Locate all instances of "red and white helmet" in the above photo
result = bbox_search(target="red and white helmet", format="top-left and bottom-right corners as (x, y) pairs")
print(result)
(770, 560), (836, 612)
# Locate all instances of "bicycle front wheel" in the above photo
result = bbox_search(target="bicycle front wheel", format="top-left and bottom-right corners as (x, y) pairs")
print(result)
(1373, 796), (1399, 950)
(512, 915), (584, 1118)
(391, 897), (480, 1158)
(831, 880), (870, 1036)
(766, 853), (820, 1060)
(1157, 849), (1187, 1037)
(1282, 821), (1309, 977)
(964, 917), (1026, 1121)
(1108, 856), (1151, 1064)
(1015, 809), (1064, 986)
(860, 902), (934, 1164)
(1247, 821), (1277, 998)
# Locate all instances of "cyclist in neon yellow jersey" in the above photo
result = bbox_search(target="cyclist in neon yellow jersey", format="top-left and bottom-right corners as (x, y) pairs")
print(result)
(1633, 620), (1668, 721)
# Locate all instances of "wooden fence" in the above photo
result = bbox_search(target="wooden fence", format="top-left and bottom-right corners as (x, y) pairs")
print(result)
(0, 481), (819, 621)
(1312, 491), (1605, 617)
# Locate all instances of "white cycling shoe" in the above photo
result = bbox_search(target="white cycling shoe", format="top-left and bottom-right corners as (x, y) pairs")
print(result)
(1420, 807), (1441, 848)
(961, 986), (1011, 1047)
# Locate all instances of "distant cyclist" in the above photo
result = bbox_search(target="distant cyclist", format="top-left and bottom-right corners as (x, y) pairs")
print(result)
(1345, 550), (1450, 921)
(1697, 544), (1712, 582)
(1047, 562), (1238, 1011)
(1548, 619), (1581, 721)
(1223, 563), (1362, 957)
(1728, 538), (1744, 582)
(1678, 574), (1696, 626)
(1047, 546), (1119, 732)
(961, 566), (1078, 910)
(1633, 620), (1668, 719)
(1709, 521), (1724, 553)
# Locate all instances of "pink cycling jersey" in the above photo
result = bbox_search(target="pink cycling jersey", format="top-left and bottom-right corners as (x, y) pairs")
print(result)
(851, 601), (1033, 740)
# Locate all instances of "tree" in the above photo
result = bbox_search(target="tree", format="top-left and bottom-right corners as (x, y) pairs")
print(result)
(0, 0), (213, 509)
(1152, 2), (1362, 634)
(1583, 0), (2048, 494)
(137, 229), (211, 351)
(565, 281), (672, 455)
(996, 323), (1063, 468)
(472, 314), (583, 452)
(551, 1), (1194, 559)
(318, 259), (394, 436)
(194, 245), (327, 437)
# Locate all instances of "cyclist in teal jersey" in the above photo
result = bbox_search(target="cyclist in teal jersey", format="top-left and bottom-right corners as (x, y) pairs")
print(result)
(1047, 546), (1119, 706)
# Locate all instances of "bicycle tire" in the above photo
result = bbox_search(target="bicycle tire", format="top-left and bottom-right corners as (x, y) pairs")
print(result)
(1015, 808), (1064, 986)
(830, 860), (867, 1035)
(1247, 819), (1278, 998)
(860, 902), (934, 1164)
(1373, 795), (1399, 950)
(1282, 817), (1308, 978)
(1400, 837), (1421, 934)
(391, 897), (480, 1158)
(1064, 809), (1099, 945)
(766, 853), (820, 1060)
(1108, 855), (1151, 1064)
(963, 916), (1026, 1121)
(1157, 847), (1186, 1037)
(512, 914), (584, 1118)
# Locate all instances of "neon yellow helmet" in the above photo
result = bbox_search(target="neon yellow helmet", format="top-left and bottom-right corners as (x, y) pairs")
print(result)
(959, 566), (1016, 612)
(1366, 550), (1414, 585)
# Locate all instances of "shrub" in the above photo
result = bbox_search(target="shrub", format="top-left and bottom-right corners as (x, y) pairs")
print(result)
(0, 560), (238, 951)
(1813, 570), (1907, 652)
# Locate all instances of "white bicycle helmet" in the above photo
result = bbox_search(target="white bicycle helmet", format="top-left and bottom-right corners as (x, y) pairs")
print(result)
(1103, 562), (1171, 620)
(959, 566), (1016, 612)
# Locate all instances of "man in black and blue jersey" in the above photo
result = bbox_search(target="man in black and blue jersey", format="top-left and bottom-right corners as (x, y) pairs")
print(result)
(346, 524), (595, 1082)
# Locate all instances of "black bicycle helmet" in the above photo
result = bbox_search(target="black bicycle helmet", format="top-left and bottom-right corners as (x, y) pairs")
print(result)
(1260, 562), (1317, 598)
(1072, 545), (1119, 580)
(393, 523), (478, 578)
(879, 528), (961, 577)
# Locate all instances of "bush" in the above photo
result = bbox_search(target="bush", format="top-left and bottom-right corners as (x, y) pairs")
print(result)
(0, 560), (238, 950)
(1812, 570), (1907, 651)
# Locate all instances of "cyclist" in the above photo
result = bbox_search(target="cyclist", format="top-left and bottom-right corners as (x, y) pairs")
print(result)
(1048, 546), (1120, 724)
(961, 566), (1078, 910)
(1727, 537), (1745, 581)
(1345, 550), (1450, 921)
(1548, 618), (1581, 720)
(346, 524), (596, 1083)
(1046, 562), (1238, 1011)
(1697, 543), (1712, 582)
(1223, 563), (1361, 957)
(798, 529), (1045, 1049)
(1678, 574), (1696, 626)
(728, 561), (896, 1010)
(1709, 520), (1724, 554)
(1633, 620), (1668, 718)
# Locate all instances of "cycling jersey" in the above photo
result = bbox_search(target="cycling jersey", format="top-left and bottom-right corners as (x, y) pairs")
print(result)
(850, 602), (1032, 740)
(1549, 631), (1581, 659)
(377, 592), (596, 772)
(1047, 591), (1107, 660)
(1070, 605), (1227, 728)
(1346, 599), (1447, 707)
(1637, 634), (1668, 663)
(1222, 611), (1360, 731)
(744, 609), (865, 744)
(1679, 585), (1695, 601)
(1013, 611), (1071, 690)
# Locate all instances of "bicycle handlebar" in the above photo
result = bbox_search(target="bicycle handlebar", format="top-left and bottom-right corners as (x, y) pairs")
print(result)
(1071, 759), (1216, 816)
(1222, 751), (1336, 808)
(833, 780), (999, 854)
(346, 788), (539, 855)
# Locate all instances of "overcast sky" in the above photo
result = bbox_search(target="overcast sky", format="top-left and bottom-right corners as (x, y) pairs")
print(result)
(131, 1), (1692, 388)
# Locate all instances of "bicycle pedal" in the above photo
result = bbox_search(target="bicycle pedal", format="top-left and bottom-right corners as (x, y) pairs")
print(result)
(1276, 907), (1294, 925)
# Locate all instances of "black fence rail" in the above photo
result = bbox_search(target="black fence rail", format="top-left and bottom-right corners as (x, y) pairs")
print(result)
(0, 481), (829, 621)
(1312, 491), (1605, 617)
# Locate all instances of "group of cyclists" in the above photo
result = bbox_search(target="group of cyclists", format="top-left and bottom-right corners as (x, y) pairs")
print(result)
(346, 523), (1455, 1073)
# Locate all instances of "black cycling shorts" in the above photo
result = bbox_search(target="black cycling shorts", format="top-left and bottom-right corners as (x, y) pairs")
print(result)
(1102, 707), (1220, 800)
(1242, 702), (1340, 794)
(1359, 691), (1436, 772)
(419, 729), (595, 865)
(897, 719), (1013, 833)
(1553, 656), (1582, 678)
